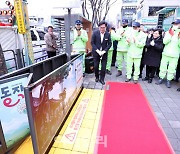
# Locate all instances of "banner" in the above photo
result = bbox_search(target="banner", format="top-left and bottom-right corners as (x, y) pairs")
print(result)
(0, 73), (31, 148)
(14, 0), (26, 34)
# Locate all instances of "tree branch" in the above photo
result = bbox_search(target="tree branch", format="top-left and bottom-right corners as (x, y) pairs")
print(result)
(82, 0), (118, 28)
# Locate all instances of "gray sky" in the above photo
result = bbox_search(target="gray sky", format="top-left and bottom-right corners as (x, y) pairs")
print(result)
(0, 0), (122, 25)
(27, 0), (122, 19)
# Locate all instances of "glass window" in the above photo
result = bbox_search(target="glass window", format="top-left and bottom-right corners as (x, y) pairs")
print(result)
(31, 30), (37, 41)
(37, 31), (46, 40)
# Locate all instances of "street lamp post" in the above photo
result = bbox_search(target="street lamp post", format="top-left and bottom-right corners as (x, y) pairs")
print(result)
(65, 8), (72, 61)
(52, 0), (83, 61)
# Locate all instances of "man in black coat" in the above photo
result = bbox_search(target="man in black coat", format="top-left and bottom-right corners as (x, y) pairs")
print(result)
(91, 21), (112, 85)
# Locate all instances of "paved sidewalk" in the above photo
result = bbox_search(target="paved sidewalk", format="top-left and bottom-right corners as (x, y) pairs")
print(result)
(83, 66), (180, 154)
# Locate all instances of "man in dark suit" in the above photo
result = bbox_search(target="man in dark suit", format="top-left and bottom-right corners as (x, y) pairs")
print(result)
(91, 21), (112, 85)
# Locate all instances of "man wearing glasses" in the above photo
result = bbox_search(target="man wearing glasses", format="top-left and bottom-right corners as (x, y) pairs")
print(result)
(91, 21), (112, 85)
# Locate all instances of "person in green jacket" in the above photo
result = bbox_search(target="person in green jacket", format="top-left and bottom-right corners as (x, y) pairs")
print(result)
(99, 25), (116, 75)
(105, 26), (117, 75)
(72, 20), (88, 73)
(125, 22), (146, 84)
(115, 19), (131, 77)
(157, 19), (180, 88)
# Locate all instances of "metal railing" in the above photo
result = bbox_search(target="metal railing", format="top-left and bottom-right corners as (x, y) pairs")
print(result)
(3, 44), (64, 72)
(32, 44), (48, 63)
(22, 44), (64, 66)
(22, 44), (48, 67)
(2, 50), (18, 72)
(0, 53), (68, 82)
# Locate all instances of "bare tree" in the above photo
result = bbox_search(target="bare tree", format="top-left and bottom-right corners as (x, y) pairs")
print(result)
(82, 0), (117, 28)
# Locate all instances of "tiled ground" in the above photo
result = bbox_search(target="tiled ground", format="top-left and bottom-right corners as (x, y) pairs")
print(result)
(50, 89), (104, 154)
(83, 66), (180, 154)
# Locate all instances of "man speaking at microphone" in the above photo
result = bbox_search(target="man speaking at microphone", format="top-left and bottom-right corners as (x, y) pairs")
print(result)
(91, 21), (112, 85)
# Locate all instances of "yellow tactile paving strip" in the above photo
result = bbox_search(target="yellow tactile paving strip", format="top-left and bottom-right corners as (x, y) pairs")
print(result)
(49, 88), (104, 154)
(14, 136), (34, 154)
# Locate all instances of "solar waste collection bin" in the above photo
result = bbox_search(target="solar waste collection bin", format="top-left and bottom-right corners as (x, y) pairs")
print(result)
(0, 53), (83, 154)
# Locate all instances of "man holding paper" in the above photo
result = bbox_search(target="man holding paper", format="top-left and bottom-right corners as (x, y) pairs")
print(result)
(91, 21), (112, 85)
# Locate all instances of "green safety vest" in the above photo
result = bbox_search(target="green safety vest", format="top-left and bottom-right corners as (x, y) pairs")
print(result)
(72, 29), (88, 53)
(115, 27), (131, 52)
(127, 31), (147, 58)
(109, 30), (116, 51)
(163, 30), (180, 58)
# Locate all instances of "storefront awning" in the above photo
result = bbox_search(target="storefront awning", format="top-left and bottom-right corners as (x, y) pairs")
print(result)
(157, 7), (176, 14)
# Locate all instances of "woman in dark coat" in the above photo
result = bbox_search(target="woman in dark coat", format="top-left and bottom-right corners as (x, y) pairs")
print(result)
(175, 57), (180, 82)
(143, 29), (164, 83)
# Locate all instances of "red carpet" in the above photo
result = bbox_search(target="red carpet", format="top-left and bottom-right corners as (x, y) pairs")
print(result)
(95, 82), (174, 154)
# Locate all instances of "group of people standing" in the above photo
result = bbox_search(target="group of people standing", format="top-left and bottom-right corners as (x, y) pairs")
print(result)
(44, 18), (180, 90)
(89, 18), (180, 89)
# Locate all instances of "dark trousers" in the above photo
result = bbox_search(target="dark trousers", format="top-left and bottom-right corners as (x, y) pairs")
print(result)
(111, 40), (118, 66)
(93, 55), (107, 81)
(139, 53), (145, 77)
(47, 51), (56, 58)
(156, 67), (160, 77)
(146, 65), (157, 79)
(175, 58), (180, 81)
(140, 63), (144, 77)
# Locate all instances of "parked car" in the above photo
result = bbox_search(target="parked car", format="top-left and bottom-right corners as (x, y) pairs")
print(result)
(0, 26), (48, 72)
(30, 28), (47, 62)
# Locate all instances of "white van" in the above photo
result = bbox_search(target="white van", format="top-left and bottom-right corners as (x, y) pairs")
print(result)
(30, 28), (47, 62)
(0, 26), (48, 72)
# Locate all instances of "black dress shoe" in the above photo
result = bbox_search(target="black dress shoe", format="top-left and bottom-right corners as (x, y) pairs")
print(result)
(100, 79), (105, 85)
(106, 70), (112, 75)
(125, 78), (131, 82)
(156, 78), (163, 85)
(142, 77), (149, 81)
(95, 78), (99, 82)
(148, 78), (152, 83)
(134, 80), (138, 84)
(166, 80), (171, 88)
(116, 70), (122, 77)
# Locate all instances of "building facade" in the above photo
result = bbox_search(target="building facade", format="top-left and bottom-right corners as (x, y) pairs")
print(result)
(121, 0), (138, 26)
(136, 0), (180, 30)
(157, 7), (180, 31)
